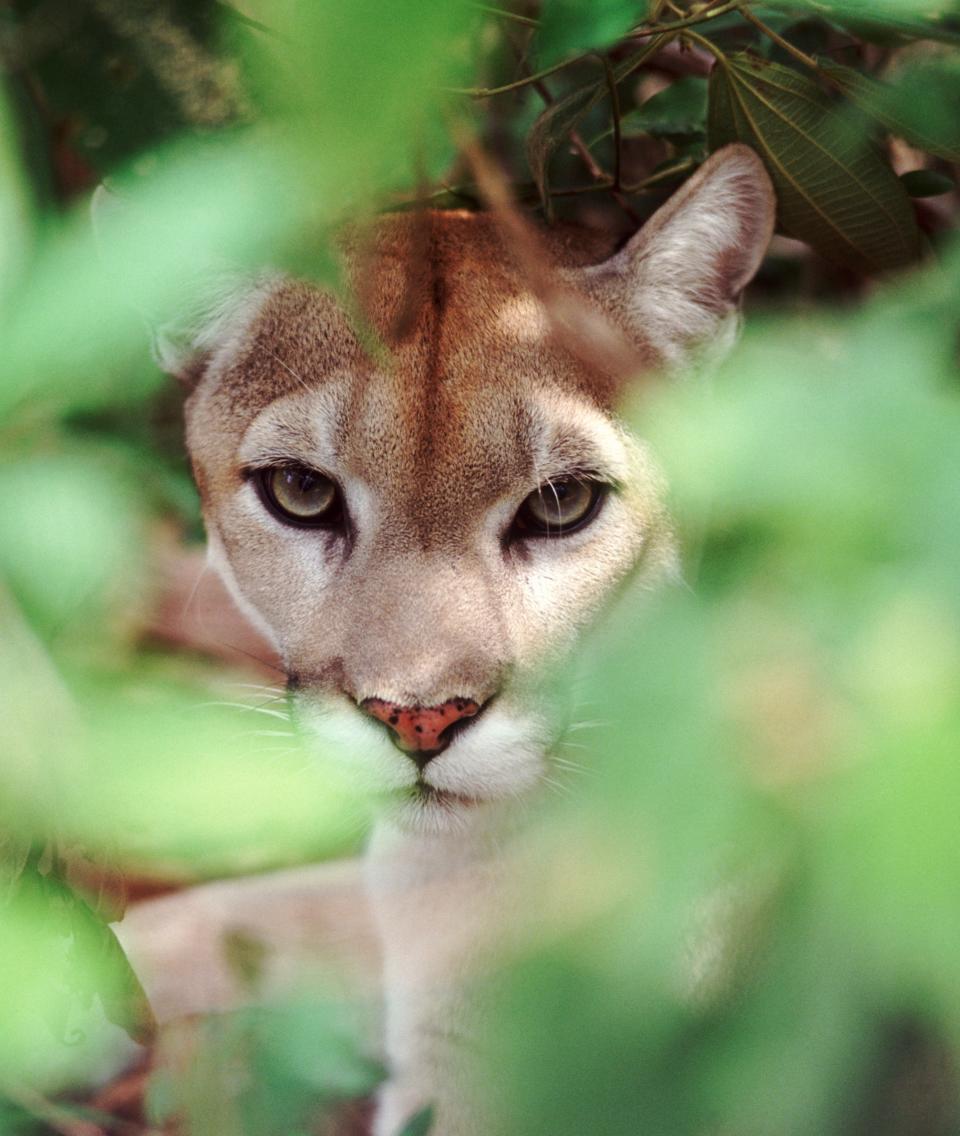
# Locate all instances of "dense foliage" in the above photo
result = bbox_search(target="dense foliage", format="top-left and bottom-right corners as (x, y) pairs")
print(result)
(1, 1), (959, 1134)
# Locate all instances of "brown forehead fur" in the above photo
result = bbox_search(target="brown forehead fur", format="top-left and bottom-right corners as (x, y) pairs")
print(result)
(188, 211), (638, 546)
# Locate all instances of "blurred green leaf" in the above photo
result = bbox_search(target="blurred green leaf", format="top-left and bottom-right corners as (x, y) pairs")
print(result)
(396, 1105), (435, 1136)
(0, 858), (136, 1090)
(774, 3), (960, 47)
(708, 52), (921, 274)
(537, 0), (644, 67)
(0, 449), (147, 639)
(69, 677), (368, 873)
(0, 90), (33, 305)
(155, 997), (382, 1136)
(4, 0), (239, 179)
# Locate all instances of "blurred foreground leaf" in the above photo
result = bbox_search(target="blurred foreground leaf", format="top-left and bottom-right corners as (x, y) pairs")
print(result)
(480, 249), (960, 1135)
(537, 0), (643, 66)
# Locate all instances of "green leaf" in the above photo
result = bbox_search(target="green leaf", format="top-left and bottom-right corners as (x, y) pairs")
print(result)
(768, 2), (960, 47)
(8, 0), (237, 177)
(618, 76), (708, 139)
(900, 169), (955, 198)
(537, 0), (644, 67)
(527, 44), (664, 209)
(396, 1105), (435, 1136)
(0, 89), (33, 305)
(527, 79), (609, 211)
(823, 56), (960, 163)
(707, 52), (921, 274)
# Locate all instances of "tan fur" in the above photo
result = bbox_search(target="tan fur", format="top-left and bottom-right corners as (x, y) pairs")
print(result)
(102, 145), (775, 1134)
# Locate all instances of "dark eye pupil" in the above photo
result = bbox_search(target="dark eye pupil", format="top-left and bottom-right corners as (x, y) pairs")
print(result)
(260, 465), (339, 525)
(517, 476), (603, 536)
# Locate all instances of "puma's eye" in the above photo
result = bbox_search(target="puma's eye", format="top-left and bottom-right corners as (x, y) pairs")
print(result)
(514, 476), (605, 537)
(257, 465), (342, 527)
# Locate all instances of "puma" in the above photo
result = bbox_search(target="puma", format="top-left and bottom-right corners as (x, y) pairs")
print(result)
(107, 144), (775, 1135)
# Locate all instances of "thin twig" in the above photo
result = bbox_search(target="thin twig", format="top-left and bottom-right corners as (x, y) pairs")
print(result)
(456, 125), (653, 393)
(453, 1), (742, 98)
(450, 55), (586, 97)
(597, 53), (623, 191)
(0, 1083), (104, 1136)
(474, 3), (538, 26)
(623, 157), (696, 193)
(531, 77), (608, 181)
(737, 5), (821, 71)
(628, 0), (743, 39)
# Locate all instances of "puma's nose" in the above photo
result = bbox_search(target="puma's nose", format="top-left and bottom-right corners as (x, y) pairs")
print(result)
(360, 697), (482, 768)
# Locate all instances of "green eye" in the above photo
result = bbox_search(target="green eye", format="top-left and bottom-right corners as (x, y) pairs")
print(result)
(515, 476), (605, 537)
(257, 465), (342, 527)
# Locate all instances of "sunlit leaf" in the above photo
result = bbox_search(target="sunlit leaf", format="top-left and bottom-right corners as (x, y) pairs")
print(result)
(0, 450), (146, 638)
(0, 861), (138, 1090)
(708, 52), (921, 274)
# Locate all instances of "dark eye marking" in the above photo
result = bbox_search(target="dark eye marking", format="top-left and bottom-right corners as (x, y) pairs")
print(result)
(250, 464), (345, 529)
(511, 474), (607, 539)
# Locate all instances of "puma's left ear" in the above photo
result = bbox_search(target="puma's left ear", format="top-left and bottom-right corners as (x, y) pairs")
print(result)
(577, 144), (776, 366)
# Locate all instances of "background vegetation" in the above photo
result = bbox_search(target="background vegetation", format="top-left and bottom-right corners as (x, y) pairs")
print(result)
(1, 0), (959, 1133)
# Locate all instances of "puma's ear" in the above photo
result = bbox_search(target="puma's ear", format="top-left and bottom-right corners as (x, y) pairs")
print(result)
(577, 144), (775, 366)
(91, 183), (277, 384)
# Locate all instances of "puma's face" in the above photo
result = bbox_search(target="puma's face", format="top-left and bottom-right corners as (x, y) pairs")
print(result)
(164, 146), (774, 832)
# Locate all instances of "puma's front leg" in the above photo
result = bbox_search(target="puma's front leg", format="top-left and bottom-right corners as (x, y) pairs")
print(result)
(366, 819), (511, 1136)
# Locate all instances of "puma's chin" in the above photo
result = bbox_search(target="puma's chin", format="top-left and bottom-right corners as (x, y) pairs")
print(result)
(386, 784), (493, 835)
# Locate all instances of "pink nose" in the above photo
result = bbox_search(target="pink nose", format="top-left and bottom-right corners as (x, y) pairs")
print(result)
(361, 697), (481, 765)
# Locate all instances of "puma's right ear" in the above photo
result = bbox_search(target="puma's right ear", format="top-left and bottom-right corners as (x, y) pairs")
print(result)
(576, 144), (776, 366)
(91, 183), (277, 385)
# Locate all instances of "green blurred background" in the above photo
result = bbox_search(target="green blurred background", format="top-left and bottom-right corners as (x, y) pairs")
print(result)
(1, 1), (959, 1133)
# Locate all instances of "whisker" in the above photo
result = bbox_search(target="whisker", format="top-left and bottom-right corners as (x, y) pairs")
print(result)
(565, 719), (609, 732)
(227, 682), (287, 696)
(552, 756), (590, 775)
(264, 348), (315, 395)
(540, 774), (573, 799)
(199, 700), (291, 721)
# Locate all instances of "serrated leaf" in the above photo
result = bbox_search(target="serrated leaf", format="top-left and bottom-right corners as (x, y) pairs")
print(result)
(820, 57), (960, 163)
(708, 52), (921, 274)
(537, 0), (644, 67)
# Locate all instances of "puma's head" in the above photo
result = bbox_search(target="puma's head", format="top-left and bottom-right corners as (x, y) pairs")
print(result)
(124, 145), (774, 832)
